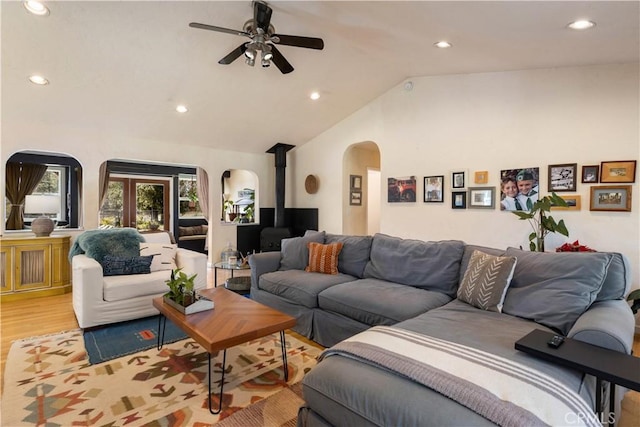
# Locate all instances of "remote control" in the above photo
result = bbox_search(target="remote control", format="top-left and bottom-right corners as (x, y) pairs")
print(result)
(547, 335), (565, 348)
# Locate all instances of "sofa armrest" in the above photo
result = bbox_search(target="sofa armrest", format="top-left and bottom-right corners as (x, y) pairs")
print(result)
(568, 300), (635, 354)
(72, 254), (105, 328)
(249, 251), (281, 290)
(175, 248), (208, 290)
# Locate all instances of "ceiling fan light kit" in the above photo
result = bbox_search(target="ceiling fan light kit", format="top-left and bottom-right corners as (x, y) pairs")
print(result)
(189, 0), (324, 74)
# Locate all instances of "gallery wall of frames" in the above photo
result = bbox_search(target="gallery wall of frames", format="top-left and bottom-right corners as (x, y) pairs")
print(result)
(386, 160), (636, 213)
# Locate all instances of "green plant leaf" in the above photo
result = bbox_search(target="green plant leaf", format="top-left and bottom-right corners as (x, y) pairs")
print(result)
(555, 219), (569, 237)
(529, 241), (536, 251)
(513, 211), (533, 219)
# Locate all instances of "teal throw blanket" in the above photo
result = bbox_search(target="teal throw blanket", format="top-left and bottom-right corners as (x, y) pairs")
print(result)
(68, 228), (145, 264)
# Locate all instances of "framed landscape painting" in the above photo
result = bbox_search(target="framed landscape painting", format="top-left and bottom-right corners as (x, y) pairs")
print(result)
(590, 185), (632, 212)
(468, 187), (495, 209)
(600, 161), (636, 183)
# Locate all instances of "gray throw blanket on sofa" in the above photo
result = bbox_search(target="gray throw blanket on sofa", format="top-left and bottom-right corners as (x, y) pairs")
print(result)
(320, 326), (599, 427)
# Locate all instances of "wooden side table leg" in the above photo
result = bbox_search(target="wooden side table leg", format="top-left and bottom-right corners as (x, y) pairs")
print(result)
(208, 349), (227, 414)
(596, 378), (603, 421)
(609, 382), (615, 426)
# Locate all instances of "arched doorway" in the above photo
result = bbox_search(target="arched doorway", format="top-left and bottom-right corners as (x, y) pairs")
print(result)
(342, 142), (381, 235)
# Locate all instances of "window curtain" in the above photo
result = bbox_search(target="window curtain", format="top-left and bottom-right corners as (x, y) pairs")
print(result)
(5, 162), (48, 230)
(98, 162), (110, 210)
(196, 167), (210, 250)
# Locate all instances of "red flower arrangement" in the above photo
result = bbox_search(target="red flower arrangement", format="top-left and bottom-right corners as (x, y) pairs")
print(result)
(556, 240), (596, 252)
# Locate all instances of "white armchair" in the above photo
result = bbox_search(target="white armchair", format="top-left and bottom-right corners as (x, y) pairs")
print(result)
(72, 232), (207, 328)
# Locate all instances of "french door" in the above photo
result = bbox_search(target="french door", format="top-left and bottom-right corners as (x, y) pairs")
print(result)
(99, 177), (170, 231)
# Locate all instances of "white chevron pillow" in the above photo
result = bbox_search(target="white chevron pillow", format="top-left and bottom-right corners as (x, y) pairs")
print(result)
(458, 250), (517, 312)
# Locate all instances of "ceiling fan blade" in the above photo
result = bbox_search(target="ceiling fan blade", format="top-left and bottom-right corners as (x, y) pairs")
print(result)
(189, 22), (250, 38)
(253, 1), (272, 32)
(269, 44), (294, 74)
(273, 34), (324, 50)
(218, 44), (248, 65)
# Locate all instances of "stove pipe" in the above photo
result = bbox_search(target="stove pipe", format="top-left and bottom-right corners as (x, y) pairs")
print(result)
(266, 143), (295, 228)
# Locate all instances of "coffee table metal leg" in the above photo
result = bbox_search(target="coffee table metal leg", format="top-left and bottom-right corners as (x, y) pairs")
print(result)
(208, 349), (227, 414)
(280, 330), (289, 381)
(157, 314), (166, 350)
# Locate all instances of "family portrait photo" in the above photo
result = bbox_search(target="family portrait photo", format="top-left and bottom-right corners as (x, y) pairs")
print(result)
(500, 167), (540, 211)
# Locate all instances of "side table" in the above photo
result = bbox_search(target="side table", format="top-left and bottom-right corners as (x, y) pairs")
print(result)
(515, 329), (640, 426)
(213, 261), (250, 288)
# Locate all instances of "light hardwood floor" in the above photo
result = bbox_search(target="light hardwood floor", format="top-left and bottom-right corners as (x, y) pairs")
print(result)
(1, 268), (638, 425)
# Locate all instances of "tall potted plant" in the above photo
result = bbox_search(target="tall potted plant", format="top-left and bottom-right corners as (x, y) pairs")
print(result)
(512, 192), (569, 252)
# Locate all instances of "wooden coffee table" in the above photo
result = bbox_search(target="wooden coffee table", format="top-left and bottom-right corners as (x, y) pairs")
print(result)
(152, 287), (296, 414)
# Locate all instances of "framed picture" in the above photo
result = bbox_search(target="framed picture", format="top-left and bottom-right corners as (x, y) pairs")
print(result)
(590, 185), (632, 212)
(452, 171), (465, 189)
(350, 174), (362, 190)
(350, 190), (362, 206)
(600, 161), (636, 183)
(388, 176), (416, 203)
(474, 171), (488, 184)
(424, 176), (444, 202)
(551, 195), (581, 211)
(548, 163), (577, 192)
(468, 187), (495, 209)
(581, 165), (599, 183)
(499, 167), (540, 212)
(451, 191), (467, 209)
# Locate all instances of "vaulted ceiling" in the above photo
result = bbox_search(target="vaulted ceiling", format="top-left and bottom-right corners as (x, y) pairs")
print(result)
(3, 1), (639, 154)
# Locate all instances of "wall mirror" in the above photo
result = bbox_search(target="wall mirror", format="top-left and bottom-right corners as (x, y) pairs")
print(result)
(221, 169), (258, 224)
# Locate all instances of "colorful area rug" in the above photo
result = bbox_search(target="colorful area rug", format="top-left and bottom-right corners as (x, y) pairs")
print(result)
(2, 329), (320, 426)
(83, 316), (188, 364)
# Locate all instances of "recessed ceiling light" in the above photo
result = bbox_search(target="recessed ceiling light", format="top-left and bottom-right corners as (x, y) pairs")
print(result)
(28, 75), (49, 85)
(23, 1), (49, 16)
(176, 105), (188, 113)
(567, 20), (596, 30)
(310, 92), (320, 100)
(434, 41), (452, 49)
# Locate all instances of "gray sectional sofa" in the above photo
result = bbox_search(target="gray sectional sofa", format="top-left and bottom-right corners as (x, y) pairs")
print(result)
(249, 231), (635, 426)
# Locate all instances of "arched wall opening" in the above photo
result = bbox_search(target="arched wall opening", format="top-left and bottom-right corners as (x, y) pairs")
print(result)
(342, 142), (381, 235)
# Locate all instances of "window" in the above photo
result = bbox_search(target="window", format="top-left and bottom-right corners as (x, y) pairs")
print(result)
(24, 167), (64, 221)
(99, 176), (170, 231)
(5, 152), (82, 230)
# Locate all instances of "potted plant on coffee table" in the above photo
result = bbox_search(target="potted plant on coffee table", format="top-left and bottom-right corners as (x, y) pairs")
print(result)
(163, 268), (197, 313)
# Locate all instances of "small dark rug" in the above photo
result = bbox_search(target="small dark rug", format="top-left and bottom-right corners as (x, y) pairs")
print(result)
(83, 315), (187, 364)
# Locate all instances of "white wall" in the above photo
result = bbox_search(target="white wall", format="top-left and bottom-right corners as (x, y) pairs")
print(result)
(1, 124), (274, 263)
(291, 63), (640, 296)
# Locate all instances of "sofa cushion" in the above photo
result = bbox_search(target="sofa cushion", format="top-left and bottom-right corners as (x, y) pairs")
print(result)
(318, 278), (452, 326)
(596, 252), (630, 302)
(140, 243), (177, 272)
(259, 269), (356, 308)
(279, 231), (326, 271)
(503, 247), (613, 335)
(101, 255), (153, 276)
(103, 270), (172, 302)
(305, 242), (344, 274)
(325, 234), (372, 278)
(363, 234), (465, 297)
(457, 250), (516, 313)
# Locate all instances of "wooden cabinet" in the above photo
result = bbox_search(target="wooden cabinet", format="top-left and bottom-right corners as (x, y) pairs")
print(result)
(0, 235), (71, 301)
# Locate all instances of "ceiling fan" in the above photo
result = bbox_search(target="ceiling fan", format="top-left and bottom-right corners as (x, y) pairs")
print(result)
(189, 0), (324, 74)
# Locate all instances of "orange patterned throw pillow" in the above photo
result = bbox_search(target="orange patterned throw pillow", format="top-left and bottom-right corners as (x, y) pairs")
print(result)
(305, 242), (344, 275)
